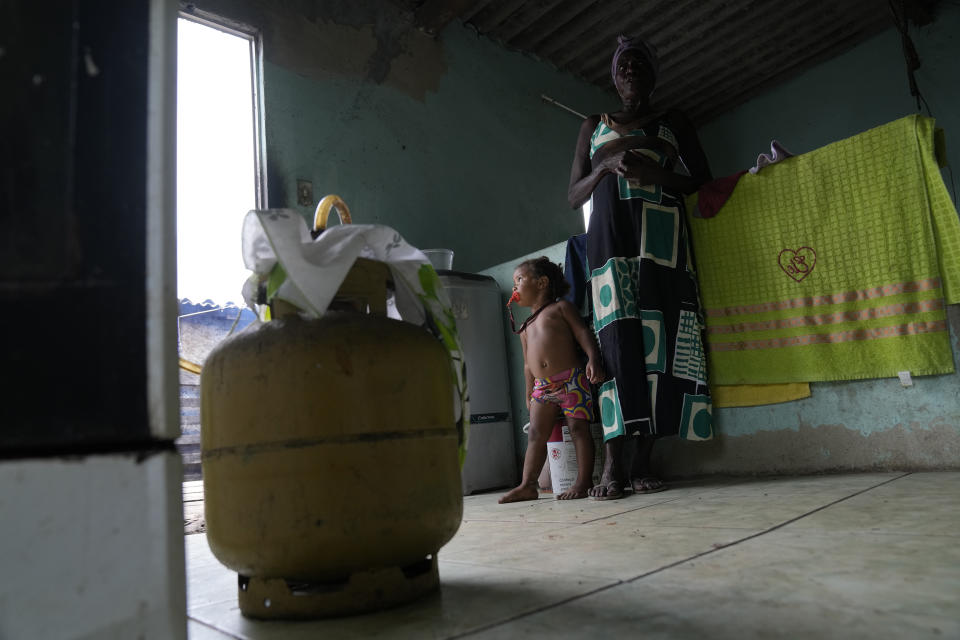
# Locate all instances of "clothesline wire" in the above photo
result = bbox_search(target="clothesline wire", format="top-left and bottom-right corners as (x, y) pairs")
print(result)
(540, 94), (587, 120)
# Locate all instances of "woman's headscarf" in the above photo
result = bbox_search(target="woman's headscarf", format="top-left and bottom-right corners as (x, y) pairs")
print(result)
(611, 35), (659, 87)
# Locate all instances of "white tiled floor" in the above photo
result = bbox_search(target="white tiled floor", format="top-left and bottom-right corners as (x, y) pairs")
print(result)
(185, 472), (960, 638)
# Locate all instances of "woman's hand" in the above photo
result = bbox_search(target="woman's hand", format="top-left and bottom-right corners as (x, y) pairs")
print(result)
(613, 150), (668, 184)
(595, 150), (625, 175)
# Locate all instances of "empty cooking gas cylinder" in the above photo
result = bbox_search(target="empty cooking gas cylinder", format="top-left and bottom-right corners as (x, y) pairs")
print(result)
(200, 260), (463, 619)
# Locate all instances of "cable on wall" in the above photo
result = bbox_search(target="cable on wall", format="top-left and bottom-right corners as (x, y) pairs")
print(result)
(888, 0), (932, 116)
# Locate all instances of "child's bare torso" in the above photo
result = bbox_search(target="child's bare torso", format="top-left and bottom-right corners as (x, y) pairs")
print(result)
(523, 304), (583, 379)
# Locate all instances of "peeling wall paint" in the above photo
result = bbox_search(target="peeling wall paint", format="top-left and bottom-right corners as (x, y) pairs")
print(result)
(186, 0), (444, 97)
(185, 0), (611, 271)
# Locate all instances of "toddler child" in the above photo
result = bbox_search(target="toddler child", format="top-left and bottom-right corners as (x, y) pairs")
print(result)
(499, 257), (605, 503)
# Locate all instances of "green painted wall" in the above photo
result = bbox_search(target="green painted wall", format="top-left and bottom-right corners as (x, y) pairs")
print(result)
(190, 0), (959, 475)
(698, 7), (960, 180)
(260, 20), (611, 273)
(482, 7), (960, 476)
(186, 0), (611, 271)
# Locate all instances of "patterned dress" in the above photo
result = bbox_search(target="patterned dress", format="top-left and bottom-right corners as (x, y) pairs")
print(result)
(586, 113), (713, 442)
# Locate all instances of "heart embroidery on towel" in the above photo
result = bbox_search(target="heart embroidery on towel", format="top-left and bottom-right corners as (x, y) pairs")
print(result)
(779, 247), (817, 282)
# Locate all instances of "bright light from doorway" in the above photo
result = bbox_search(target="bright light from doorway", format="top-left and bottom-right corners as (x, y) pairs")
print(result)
(177, 18), (257, 306)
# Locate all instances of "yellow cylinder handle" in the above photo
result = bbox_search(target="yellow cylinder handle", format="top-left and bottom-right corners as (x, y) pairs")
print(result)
(179, 357), (203, 375)
(313, 194), (352, 233)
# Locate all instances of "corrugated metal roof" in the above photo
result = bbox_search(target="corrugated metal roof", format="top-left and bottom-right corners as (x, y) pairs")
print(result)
(410, 0), (901, 124)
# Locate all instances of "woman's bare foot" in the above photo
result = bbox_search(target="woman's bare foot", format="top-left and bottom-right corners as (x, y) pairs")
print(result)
(557, 482), (591, 500)
(588, 436), (625, 500)
(588, 479), (624, 500)
(631, 477), (667, 494)
(498, 484), (540, 504)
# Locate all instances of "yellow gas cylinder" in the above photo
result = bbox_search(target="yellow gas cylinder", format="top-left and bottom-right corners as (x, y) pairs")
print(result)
(200, 256), (463, 619)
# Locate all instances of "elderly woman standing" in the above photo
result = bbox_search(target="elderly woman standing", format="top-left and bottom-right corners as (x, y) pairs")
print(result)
(568, 36), (714, 499)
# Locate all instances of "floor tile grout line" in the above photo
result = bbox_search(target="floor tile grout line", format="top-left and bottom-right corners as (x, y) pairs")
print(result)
(450, 472), (913, 638)
(459, 496), (685, 526)
(461, 512), (672, 527)
(579, 474), (917, 527)
(437, 556), (617, 582)
(447, 581), (626, 639)
(187, 615), (244, 639)
(576, 496), (699, 525)
(450, 507), (755, 637)
(619, 471), (914, 585)
(188, 597), (239, 611)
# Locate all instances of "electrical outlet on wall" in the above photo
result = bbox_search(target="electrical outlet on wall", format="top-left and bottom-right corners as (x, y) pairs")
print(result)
(296, 179), (313, 206)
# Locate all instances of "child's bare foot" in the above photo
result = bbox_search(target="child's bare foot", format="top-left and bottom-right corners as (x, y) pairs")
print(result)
(498, 484), (540, 503)
(556, 482), (591, 500)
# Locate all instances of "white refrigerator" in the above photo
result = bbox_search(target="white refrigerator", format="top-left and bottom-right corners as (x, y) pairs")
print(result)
(439, 272), (518, 494)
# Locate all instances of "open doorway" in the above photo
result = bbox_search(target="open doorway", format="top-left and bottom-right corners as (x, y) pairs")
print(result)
(177, 14), (261, 303)
(176, 14), (262, 488)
